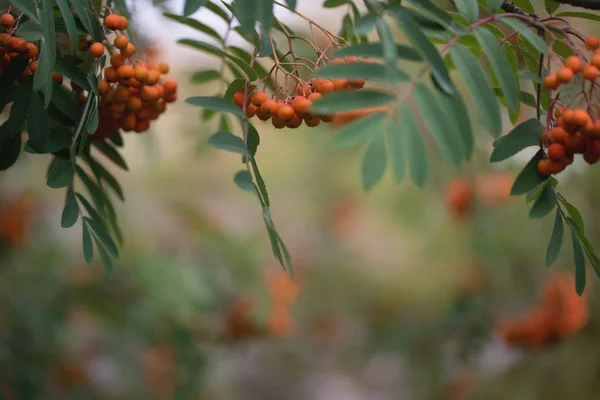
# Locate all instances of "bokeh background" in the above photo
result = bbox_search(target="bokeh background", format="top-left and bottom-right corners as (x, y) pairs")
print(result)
(2, 0), (600, 399)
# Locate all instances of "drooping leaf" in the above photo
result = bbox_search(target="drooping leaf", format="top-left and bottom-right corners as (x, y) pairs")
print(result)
(450, 44), (502, 137)
(51, 84), (83, 123)
(387, 119), (406, 183)
(250, 159), (270, 208)
(331, 112), (388, 149)
(82, 220), (94, 263)
(6, 78), (33, 138)
(414, 83), (463, 170)
(510, 150), (545, 196)
(311, 90), (395, 114)
(35, 0), (57, 107)
(400, 105), (428, 186)
(437, 89), (474, 160)
(27, 93), (51, 152)
(324, 0), (348, 7)
(13, 0), (38, 21)
(85, 216), (119, 258)
(555, 11), (600, 22)
(546, 210), (563, 267)
(191, 69), (221, 84)
(392, 7), (453, 94)
(486, 0), (505, 12)
(85, 156), (125, 201)
(558, 195), (584, 233)
(185, 96), (244, 116)
(55, 55), (92, 91)
(206, 1), (231, 22)
(93, 141), (129, 170)
(529, 180), (556, 218)
(453, 0), (479, 22)
(572, 232), (586, 295)
(490, 118), (544, 162)
(56, 0), (79, 51)
(61, 190), (80, 228)
(361, 133), (387, 191)
(474, 27), (519, 114)
(208, 131), (251, 156)
(0, 124), (22, 171)
(47, 158), (75, 189)
(247, 124), (260, 157)
(183, 0), (209, 16)
(545, 0), (561, 14)
(234, 170), (257, 193)
(164, 13), (221, 41)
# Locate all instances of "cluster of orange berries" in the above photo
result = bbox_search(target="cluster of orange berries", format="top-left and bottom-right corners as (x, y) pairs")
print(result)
(83, 13), (177, 139)
(539, 35), (600, 177)
(234, 57), (369, 129)
(0, 12), (43, 81)
(543, 35), (600, 89)
(500, 272), (589, 350)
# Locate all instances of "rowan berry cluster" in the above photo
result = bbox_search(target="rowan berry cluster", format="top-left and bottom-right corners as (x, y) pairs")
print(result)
(234, 57), (369, 129)
(0, 12), (43, 81)
(82, 13), (178, 140)
(500, 273), (589, 350)
(539, 35), (600, 177)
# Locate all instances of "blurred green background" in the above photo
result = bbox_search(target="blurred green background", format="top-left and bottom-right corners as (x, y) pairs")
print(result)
(3, 0), (600, 399)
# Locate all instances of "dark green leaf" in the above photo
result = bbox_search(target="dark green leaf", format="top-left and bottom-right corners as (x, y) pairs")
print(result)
(27, 93), (51, 152)
(86, 156), (125, 201)
(324, 0), (347, 7)
(572, 232), (586, 295)
(400, 105), (428, 186)
(206, 1), (231, 22)
(12, 0), (38, 21)
(392, 8), (453, 94)
(453, 0), (479, 22)
(186, 96), (244, 116)
(450, 45), (502, 137)
(437, 89), (474, 160)
(251, 159), (270, 207)
(35, 0), (57, 107)
(529, 180), (556, 218)
(362, 133), (387, 191)
(335, 43), (422, 61)
(486, 0), (504, 12)
(24, 126), (71, 154)
(16, 21), (43, 41)
(512, 0), (534, 13)
(490, 118), (544, 162)
(545, 0), (561, 14)
(183, 0), (208, 16)
(518, 71), (543, 83)
(68, 0), (93, 35)
(331, 112), (388, 149)
(387, 119), (406, 183)
(414, 83), (463, 170)
(555, 11), (600, 22)
(354, 14), (377, 35)
(546, 210), (563, 267)
(85, 216), (119, 258)
(0, 56), (28, 112)
(47, 158), (75, 189)
(0, 124), (22, 171)
(51, 84), (83, 123)
(178, 38), (225, 57)
(474, 27), (519, 113)
(93, 235), (114, 272)
(247, 124), (260, 157)
(208, 131), (251, 156)
(234, 170), (257, 193)
(558, 195), (584, 233)
(55, 55), (92, 92)
(87, 73), (99, 96)
(311, 90), (395, 114)
(56, 0), (79, 51)
(510, 150), (545, 195)
(6, 78), (33, 138)
(93, 141), (129, 170)
(61, 190), (80, 228)
(82, 220), (94, 263)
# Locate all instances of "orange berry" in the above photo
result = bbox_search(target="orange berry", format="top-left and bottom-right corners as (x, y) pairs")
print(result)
(117, 65), (134, 80)
(52, 72), (63, 85)
(277, 105), (295, 121)
(591, 54), (600, 69)
(251, 91), (268, 106)
(246, 103), (258, 118)
(256, 109), (271, 121)
(564, 56), (582, 74)
(272, 116), (287, 129)
(583, 64), (599, 81)
(28, 60), (38, 71)
(104, 14), (121, 30)
(133, 65), (149, 82)
(348, 78), (366, 89)
(259, 99), (279, 117)
(332, 79), (349, 91)
(305, 115), (321, 127)
(544, 74), (559, 90)
(110, 53), (125, 68)
(121, 43), (135, 57)
(163, 80), (177, 94)
(146, 70), (160, 85)
(296, 83), (312, 96)
(572, 109), (590, 126)
(344, 56), (360, 63)
(104, 66), (118, 82)
(557, 67), (574, 83)
(134, 120), (150, 133)
(110, 102), (126, 114)
(314, 78), (334, 94)
(537, 159), (554, 177)
(140, 86), (158, 101)
(547, 143), (566, 161)
(233, 91), (250, 108)
(549, 127), (569, 145)
(121, 113), (136, 131)
(127, 96), (142, 112)
(114, 87), (129, 102)
(117, 16), (129, 31)
(586, 35), (600, 50)
(0, 13), (15, 28)
(114, 35), (129, 50)
(583, 149), (600, 164)
(158, 63), (169, 74)
(90, 42), (104, 57)
(307, 92), (322, 102)
(26, 43), (38, 59)
(286, 112), (303, 128)
(12, 38), (27, 53)
(291, 96), (312, 116)
(566, 132), (586, 154)
(98, 80), (110, 95)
